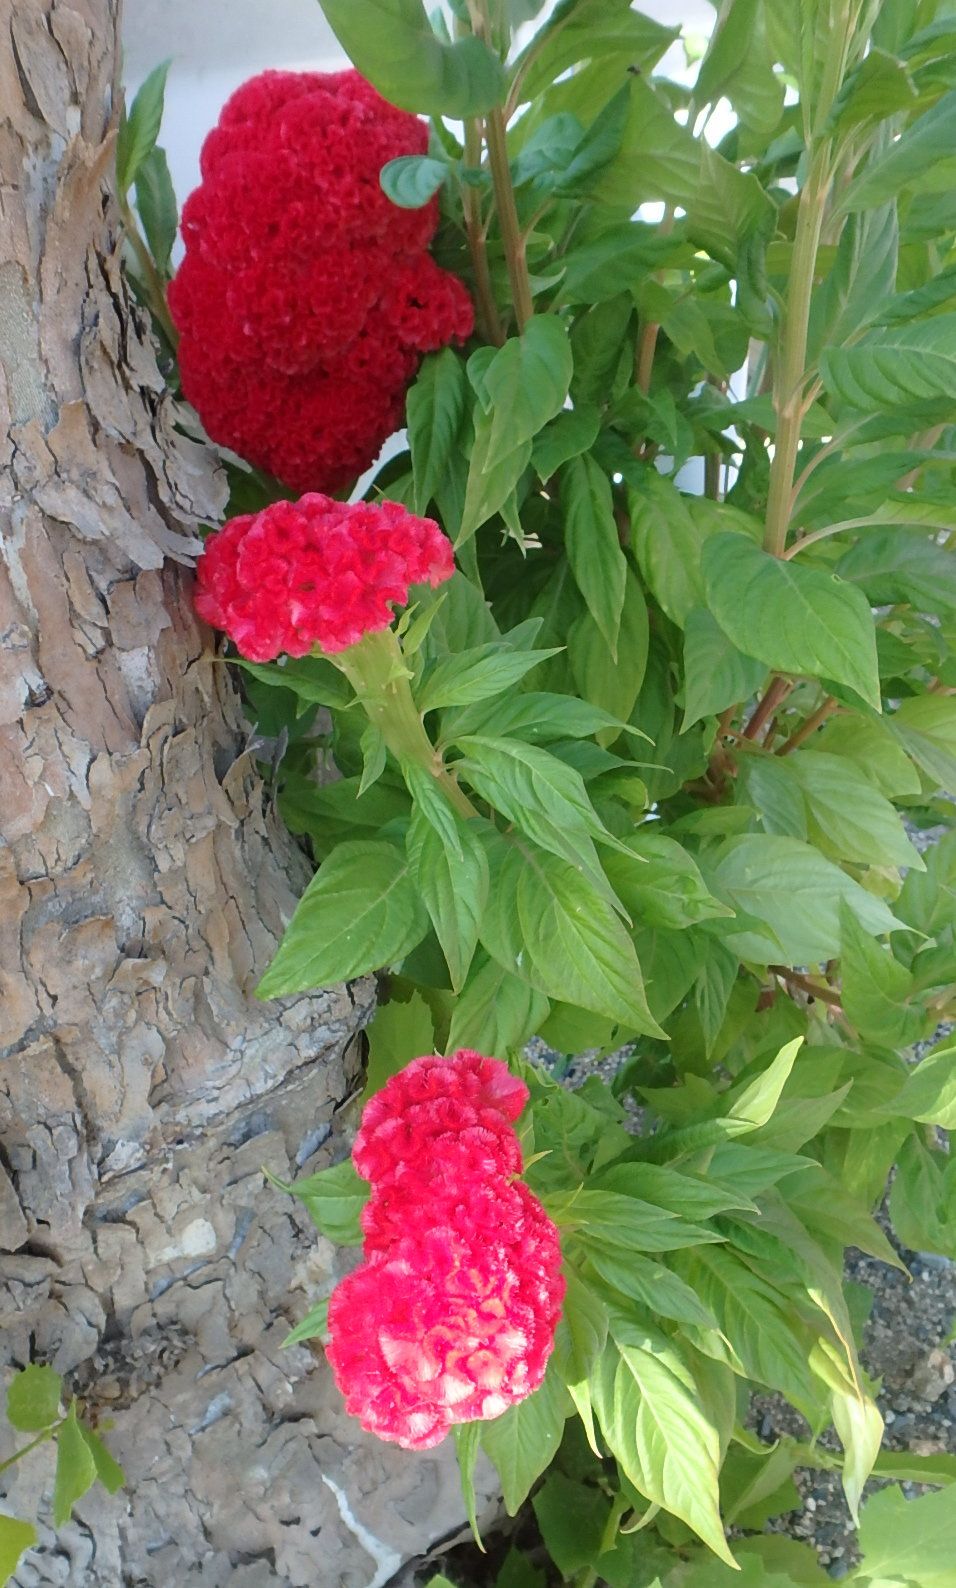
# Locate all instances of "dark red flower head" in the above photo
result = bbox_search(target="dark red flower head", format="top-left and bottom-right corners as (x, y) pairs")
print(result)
(168, 69), (473, 492)
(194, 492), (454, 661)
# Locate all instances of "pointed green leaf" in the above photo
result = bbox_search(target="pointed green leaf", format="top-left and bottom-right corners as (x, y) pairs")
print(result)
(257, 840), (428, 997)
(707, 835), (903, 963)
(265, 1158), (367, 1245)
(406, 806), (488, 990)
(117, 60), (170, 192)
(702, 533), (881, 709)
(480, 1367), (569, 1514)
(78, 1423), (125, 1495)
(52, 1404), (97, 1527)
(407, 349), (468, 515)
(479, 837), (666, 1037)
(561, 453), (627, 657)
(318, 0), (505, 117)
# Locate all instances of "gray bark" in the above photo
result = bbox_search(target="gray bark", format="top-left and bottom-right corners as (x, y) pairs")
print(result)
(0, 3), (489, 1580)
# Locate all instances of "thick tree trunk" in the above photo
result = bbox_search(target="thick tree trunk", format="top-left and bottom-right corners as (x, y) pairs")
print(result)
(0, 4), (483, 1581)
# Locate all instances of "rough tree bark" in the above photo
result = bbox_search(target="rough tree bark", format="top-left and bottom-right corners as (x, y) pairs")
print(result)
(0, 4), (486, 1582)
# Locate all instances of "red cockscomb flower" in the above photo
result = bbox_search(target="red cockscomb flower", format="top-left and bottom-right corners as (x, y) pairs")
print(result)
(324, 1051), (564, 1450)
(327, 1184), (565, 1450)
(168, 69), (473, 492)
(194, 493), (454, 661)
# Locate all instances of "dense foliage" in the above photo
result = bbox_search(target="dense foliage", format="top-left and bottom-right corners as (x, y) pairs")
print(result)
(7, 1), (953, 1584)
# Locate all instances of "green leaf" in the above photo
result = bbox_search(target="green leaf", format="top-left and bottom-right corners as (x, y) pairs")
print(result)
(453, 1423), (483, 1548)
(673, 1247), (819, 1411)
(702, 533), (881, 709)
(514, 0), (677, 105)
(694, 0), (783, 136)
(586, 1250), (718, 1329)
(419, 644), (558, 712)
(256, 840), (428, 997)
(531, 406), (601, 481)
(117, 60), (170, 192)
(379, 154), (447, 207)
(442, 691), (633, 748)
(834, 527), (956, 619)
(406, 806), (488, 990)
(601, 830), (732, 931)
(552, 1270), (608, 1454)
(483, 317), (573, 460)
(236, 655), (352, 710)
(134, 146), (177, 275)
(569, 1190), (723, 1253)
(364, 991), (435, 1098)
(6, 1364), (61, 1431)
(592, 1330), (734, 1565)
(318, 0), (505, 117)
(844, 88), (956, 210)
(681, 608), (766, 730)
(52, 1404), (97, 1528)
(894, 1041), (956, 1129)
(821, 314), (956, 416)
(707, 835), (903, 964)
(787, 751), (923, 870)
(480, 1367), (569, 1515)
(407, 349), (468, 515)
(266, 1158), (367, 1245)
(857, 1483), (956, 1586)
(888, 1135), (956, 1259)
(533, 1473), (612, 1578)
(446, 953), (550, 1053)
(283, 1298), (330, 1346)
(561, 453), (627, 658)
(456, 736), (622, 896)
(78, 1423), (125, 1495)
(0, 1515), (37, 1585)
(723, 1038), (804, 1132)
(833, 47), (918, 130)
(813, 714), (922, 799)
(839, 902), (924, 1049)
(459, 411), (531, 544)
(479, 836), (666, 1037)
(568, 567), (649, 728)
(890, 694), (956, 793)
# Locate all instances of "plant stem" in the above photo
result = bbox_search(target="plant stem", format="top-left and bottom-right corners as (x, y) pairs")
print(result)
(462, 119), (504, 346)
(471, 0), (533, 332)
(334, 630), (477, 819)
(484, 107), (533, 331)
(776, 695), (838, 754)
(743, 676), (792, 742)
(770, 965), (843, 1010)
(763, 147), (831, 557)
(0, 1425), (57, 1475)
(119, 197), (179, 349)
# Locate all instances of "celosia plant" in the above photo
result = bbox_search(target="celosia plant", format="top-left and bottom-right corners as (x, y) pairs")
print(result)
(111, 1), (956, 1581)
(325, 1052), (564, 1450)
(168, 69), (473, 491)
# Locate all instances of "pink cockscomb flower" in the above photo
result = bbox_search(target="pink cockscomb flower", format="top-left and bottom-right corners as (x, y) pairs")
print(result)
(327, 1185), (565, 1450)
(353, 1050), (529, 1184)
(194, 493), (454, 661)
(168, 69), (473, 493)
(324, 1050), (563, 1450)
